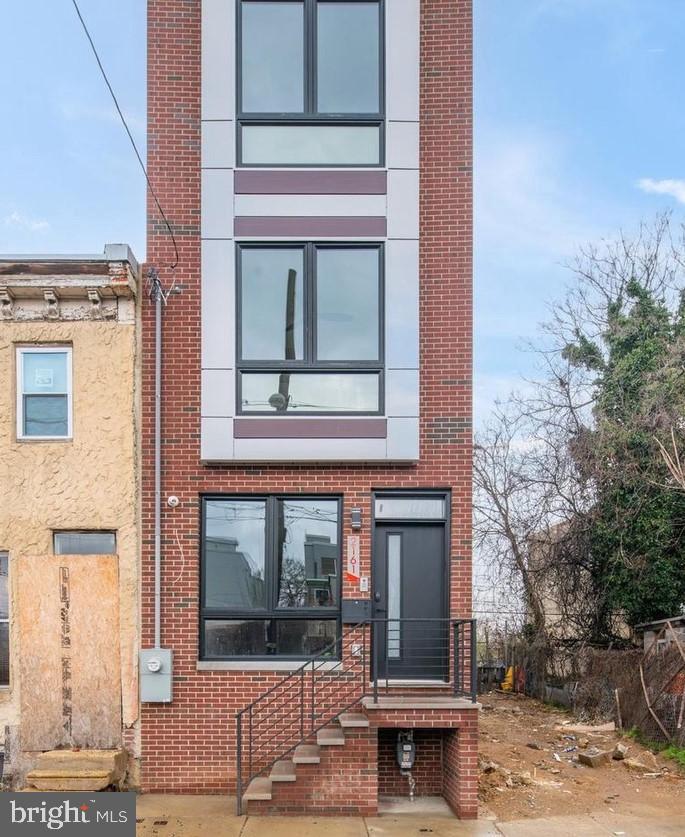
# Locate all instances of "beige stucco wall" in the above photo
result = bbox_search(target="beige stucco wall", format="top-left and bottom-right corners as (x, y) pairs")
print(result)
(0, 319), (139, 778)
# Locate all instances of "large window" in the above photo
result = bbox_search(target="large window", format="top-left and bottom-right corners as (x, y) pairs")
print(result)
(0, 553), (8, 687)
(201, 496), (341, 659)
(237, 243), (383, 414)
(238, 0), (384, 166)
(16, 347), (72, 440)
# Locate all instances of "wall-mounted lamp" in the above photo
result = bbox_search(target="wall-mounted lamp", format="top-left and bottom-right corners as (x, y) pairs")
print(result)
(350, 508), (362, 530)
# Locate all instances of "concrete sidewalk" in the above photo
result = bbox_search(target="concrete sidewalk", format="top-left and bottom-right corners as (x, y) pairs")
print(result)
(135, 795), (684, 836)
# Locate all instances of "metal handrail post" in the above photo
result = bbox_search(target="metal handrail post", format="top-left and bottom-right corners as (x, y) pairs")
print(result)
(453, 621), (458, 695)
(236, 713), (243, 816)
(311, 659), (315, 732)
(248, 706), (253, 779)
(373, 620), (379, 703)
(470, 619), (478, 702)
(300, 668), (304, 737)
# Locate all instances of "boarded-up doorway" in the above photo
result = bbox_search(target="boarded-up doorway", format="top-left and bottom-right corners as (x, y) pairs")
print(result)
(17, 554), (122, 751)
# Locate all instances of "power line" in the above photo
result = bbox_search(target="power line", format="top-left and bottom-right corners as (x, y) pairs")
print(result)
(70, 0), (179, 271)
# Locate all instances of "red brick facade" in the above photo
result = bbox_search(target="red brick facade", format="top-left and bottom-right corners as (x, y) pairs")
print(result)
(144, 0), (473, 810)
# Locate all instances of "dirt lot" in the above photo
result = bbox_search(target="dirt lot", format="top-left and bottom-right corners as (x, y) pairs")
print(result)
(478, 690), (685, 822)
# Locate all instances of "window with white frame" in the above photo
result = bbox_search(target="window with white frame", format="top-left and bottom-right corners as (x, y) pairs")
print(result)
(16, 347), (72, 439)
(0, 553), (8, 687)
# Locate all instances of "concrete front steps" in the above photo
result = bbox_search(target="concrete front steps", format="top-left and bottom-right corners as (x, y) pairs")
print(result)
(25, 749), (127, 791)
(243, 713), (377, 816)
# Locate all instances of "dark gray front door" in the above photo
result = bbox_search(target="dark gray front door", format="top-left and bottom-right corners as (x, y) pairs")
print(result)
(372, 522), (448, 680)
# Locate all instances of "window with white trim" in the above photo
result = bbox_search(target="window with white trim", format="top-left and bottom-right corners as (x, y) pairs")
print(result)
(16, 347), (72, 440)
(0, 553), (8, 687)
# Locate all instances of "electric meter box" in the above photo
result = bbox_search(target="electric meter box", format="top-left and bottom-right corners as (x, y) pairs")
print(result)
(140, 648), (173, 703)
(396, 738), (416, 770)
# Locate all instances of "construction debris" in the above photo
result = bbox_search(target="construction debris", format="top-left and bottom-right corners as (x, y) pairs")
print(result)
(613, 743), (628, 761)
(578, 749), (612, 768)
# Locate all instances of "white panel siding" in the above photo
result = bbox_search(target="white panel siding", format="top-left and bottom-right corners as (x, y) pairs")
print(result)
(385, 239), (419, 368)
(202, 0), (236, 120)
(201, 169), (234, 239)
(386, 0), (420, 122)
(386, 417), (420, 461)
(387, 170), (419, 239)
(234, 193), (387, 217)
(201, 369), (235, 417)
(232, 436), (388, 462)
(201, 417), (235, 461)
(199, 0), (423, 463)
(387, 121), (420, 170)
(201, 239), (235, 368)
(386, 369), (420, 417)
(202, 120), (235, 169)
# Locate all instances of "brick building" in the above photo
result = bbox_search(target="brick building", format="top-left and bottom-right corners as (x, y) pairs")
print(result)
(143, 0), (476, 817)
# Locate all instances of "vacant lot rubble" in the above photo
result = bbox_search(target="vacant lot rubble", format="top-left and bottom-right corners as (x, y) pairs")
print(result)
(478, 691), (685, 822)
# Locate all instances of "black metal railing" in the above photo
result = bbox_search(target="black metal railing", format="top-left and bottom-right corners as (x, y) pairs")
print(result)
(235, 617), (476, 814)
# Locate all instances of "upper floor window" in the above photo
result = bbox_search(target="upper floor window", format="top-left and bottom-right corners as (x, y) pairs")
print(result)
(16, 347), (72, 440)
(237, 243), (383, 414)
(238, 0), (384, 166)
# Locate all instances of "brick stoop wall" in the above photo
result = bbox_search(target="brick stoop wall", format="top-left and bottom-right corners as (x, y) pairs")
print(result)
(370, 709), (479, 819)
(144, 0), (474, 803)
(246, 709), (478, 818)
(247, 727), (378, 817)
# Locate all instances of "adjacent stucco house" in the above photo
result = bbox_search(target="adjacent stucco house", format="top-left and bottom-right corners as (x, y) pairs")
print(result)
(0, 246), (141, 789)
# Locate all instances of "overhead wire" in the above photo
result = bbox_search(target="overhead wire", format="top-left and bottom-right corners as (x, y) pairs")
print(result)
(70, 0), (179, 274)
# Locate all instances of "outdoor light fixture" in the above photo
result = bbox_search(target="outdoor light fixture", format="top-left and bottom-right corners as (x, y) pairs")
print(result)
(350, 508), (362, 530)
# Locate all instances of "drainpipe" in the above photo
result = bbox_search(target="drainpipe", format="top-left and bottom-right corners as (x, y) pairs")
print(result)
(154, 277), (162, 649)
(139, 268), (173, 704)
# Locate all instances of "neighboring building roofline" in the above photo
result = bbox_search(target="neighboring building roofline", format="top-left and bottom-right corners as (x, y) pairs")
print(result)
(0, 243), (140, 278)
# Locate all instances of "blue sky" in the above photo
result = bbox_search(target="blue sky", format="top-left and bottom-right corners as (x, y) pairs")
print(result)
(1, 1), (684, 422)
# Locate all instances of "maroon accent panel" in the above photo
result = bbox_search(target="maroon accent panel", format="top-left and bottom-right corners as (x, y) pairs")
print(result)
(234, 216), (387, 237)
(234, 170), (387, 195)
(234, 418), (387, 439)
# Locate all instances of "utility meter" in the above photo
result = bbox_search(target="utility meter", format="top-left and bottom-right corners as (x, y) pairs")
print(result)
(396, 731), (416, 771)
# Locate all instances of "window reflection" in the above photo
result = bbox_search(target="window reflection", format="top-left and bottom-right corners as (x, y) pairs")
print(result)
(241, 1), (304, 113)
(204, 619), (337, 657)
(317, 2), (380, 113)
(277, 500), (338, 608)
(241, 249), (304, 361)
(204, 500), (266, 609)
(241, 373), (380, 413)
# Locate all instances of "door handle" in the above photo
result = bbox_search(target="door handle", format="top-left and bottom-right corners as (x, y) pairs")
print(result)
(374, 591), (382, 603)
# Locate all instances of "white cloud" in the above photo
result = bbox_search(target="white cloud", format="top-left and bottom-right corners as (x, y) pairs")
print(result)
(3, 210), (50, 233)
(637, 178), (685, 205)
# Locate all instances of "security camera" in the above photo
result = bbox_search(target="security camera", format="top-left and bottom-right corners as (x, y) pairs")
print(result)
(167, 495), (180, 508)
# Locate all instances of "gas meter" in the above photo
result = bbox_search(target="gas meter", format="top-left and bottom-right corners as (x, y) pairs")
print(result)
(396, 730), (416, 771)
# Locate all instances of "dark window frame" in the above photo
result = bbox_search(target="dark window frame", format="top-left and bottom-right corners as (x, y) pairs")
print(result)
(236, 0), (386, 167)
(235, 241), (385, 416)
(200, 494), (343, 660)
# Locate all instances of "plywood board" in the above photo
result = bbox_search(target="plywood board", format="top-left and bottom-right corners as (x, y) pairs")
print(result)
(18, 554), (122, 751)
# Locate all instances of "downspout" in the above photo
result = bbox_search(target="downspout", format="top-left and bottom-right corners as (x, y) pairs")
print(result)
(154, 277), (162, 648)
